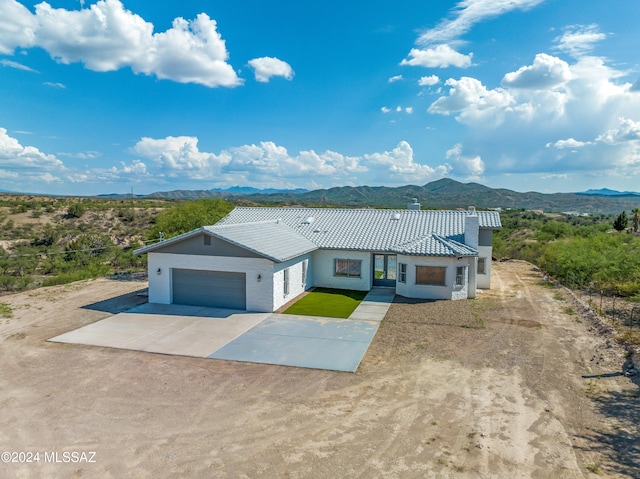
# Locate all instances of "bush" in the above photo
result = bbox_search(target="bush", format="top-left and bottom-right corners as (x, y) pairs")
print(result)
(66, 202), (86, 219)
(147, 198), (233, 240)
(42, 264), (112, 287)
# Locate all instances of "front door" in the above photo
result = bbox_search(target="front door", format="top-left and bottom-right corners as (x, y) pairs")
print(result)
(373, 254), (397, 287)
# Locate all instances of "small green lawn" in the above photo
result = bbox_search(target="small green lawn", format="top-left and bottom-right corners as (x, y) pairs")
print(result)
(283, 288), (368, 318)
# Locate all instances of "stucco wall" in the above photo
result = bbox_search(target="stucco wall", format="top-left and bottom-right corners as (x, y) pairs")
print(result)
(311, 249), (372, 291)
(476, 245), (493, 289)
(395, 255), (471, 300)
(147, 252), (275, 312)
(272, 254), (312, 311)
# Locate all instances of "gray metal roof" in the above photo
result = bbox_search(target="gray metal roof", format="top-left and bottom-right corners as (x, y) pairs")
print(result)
(216, 207), (501, 256)
(203, 220), (317, 262)
(136, 207), (500, 259)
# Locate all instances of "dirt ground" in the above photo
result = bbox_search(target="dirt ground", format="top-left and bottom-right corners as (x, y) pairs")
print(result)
(0, 261), (638, 478)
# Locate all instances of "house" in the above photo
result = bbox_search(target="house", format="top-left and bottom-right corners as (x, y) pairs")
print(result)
(134, 203), (502, 312)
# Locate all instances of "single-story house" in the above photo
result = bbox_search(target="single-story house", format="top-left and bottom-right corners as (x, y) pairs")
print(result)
(134, 203), (502, 312)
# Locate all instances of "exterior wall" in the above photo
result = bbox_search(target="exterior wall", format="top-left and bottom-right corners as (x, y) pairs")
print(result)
(147, 252), (275, 312)
(311, 249), (372, 291)
(150, 234), (262, 258)
(272, 253), (312, 311)
(476, 245), (493, 289)
(395, 255), (470, 300)
(479, 229), (493, 247)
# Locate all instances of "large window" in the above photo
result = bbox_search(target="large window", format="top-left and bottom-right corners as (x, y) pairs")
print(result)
(334, 259), (362, 278)
(478, 257), (486, 275)
(416, 266), (446, 285)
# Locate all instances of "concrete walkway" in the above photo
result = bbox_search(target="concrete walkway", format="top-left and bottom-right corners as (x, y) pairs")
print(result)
(348, 287), (396, 321)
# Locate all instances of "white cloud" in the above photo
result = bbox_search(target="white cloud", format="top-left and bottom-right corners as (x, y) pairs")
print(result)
(402, 0), (543, 70)
(388, 75), (403, 83)
(416, 0), (545, 45)
(501, 53), (571, 90)
(547, 138), (590, 149)
(381, 106), (391, 113)
(248, 57), (294, 83)
(133, 136), (230, 178)
(419, 75), (440, 86)
(0, 59), (37, 72)
(596, 118), (640, 145)
(0, 0), (37, 54)
(554, 24), (606, 58)
(446, 143), (485, 179)
(43, 81), (65, 89)
(0, 0), (242, 88)
(401, 45), (472, 69)
(405, 107), (413, 114)
(0, 127), (65, 171)
(363, 141), (451, 183)
(428, 77), (514, 122)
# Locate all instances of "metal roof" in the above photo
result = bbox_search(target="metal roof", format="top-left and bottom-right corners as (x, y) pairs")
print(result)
(136, 207), (500, 259)
(217, 207), (501, 256)
(203, 220), (317, 262)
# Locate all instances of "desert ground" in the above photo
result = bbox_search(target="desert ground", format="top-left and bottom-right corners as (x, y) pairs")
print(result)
(0, 260), (638, 478)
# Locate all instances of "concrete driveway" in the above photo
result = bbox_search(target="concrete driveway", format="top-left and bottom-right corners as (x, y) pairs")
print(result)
(49, 289), (394, 372)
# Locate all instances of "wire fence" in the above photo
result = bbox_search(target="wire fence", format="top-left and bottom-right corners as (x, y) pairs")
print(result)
(549, 272), (640, 330)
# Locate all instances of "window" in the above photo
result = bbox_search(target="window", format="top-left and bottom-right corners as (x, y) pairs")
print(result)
(204, 235), (211, 246)
(478, 257), (486, 275)
(416, 266), (446, 285)
(456, 266), (466, 286)
(301, 261), (307, 286)
(283, 268), (290, 296)
(399, 263), (407, 283)
(334, 259), (362, 278)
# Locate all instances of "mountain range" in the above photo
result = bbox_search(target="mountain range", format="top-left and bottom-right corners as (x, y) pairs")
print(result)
(142, 179), (640, 215)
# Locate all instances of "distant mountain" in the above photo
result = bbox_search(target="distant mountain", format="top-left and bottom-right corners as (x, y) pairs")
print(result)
(577, 188), (640, 198)
(211, 186), (308, 195)
(118, 178), (640, 214)
(148, 186), (308, 199)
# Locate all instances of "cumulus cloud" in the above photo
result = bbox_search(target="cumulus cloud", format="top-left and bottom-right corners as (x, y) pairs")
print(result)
(501, 53), (572, 90)
(388, 74), (403, 83)
(0, 128), (66, 184)
(401, 45), (472, 69)
(554, 24), (606, 58)
(419, 75), (440, 86)
(0, 0), (242, 87)
(363, 141), (451, 183)
(381, 106), (391, 113)
(596, 118), (640, 144)
(248, 57), (294, 82)
(446, 143), (484, 179)
(428, 77), (514, 123)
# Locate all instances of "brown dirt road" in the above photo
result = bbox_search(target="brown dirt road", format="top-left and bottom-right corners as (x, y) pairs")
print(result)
(0, 261), (638, 478)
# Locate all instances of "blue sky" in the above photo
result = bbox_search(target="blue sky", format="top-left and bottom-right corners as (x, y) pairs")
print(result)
(1, 0), (639, 196)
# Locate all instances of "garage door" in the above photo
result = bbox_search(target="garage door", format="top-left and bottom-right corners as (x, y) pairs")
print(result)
(172, 269), (246, 310)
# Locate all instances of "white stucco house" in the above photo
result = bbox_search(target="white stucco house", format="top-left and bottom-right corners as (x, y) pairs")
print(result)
(134, 204), (502, 312)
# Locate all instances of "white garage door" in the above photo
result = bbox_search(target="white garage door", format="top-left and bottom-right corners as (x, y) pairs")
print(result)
(172, 269), (246, 310)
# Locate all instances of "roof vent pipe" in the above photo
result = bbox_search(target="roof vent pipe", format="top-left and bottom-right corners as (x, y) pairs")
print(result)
(468, 206), (476, 214)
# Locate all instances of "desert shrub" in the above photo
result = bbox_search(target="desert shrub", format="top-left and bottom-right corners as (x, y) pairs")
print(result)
(66, 202), (86, 219)
(147, 198), (233, 240)
(42, 264), (111, 287)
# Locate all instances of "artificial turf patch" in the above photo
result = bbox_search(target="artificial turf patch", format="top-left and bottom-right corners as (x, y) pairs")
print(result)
(282, 288), (368, 318)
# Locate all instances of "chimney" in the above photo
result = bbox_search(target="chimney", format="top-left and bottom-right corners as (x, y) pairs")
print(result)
(464, 208), (479, 249)
(408, 198), (421, 211)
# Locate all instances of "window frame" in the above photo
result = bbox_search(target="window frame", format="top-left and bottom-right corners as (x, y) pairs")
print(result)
(334, 259), (362, 278)
(477, 257), (486, 275)
(415, 265), (446, 286)
(398, 263), (407, 283)
(301, 260), (307, 286)
(283, 267), (290, 296)
(455, 266), (466, 287)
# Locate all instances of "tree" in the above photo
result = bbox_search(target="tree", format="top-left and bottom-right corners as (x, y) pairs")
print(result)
(613, 211), (628, 231)
(632, 207), (640, 233)
(147, 199), (234, 241)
